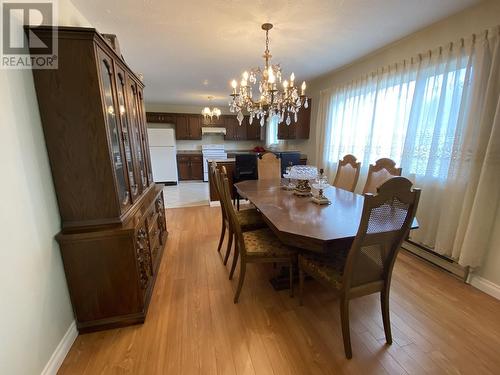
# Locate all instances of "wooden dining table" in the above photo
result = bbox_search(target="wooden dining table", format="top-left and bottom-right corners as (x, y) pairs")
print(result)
(235, 179), (419, 254)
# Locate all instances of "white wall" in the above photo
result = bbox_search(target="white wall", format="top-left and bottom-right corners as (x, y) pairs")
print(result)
(305, 0), (500, 289)
(0, 1), (91, 374)
(479, 207), (500, 286)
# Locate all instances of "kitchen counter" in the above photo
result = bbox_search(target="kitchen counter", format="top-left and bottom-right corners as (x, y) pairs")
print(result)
(226, 150), (307, 159)
(176, 150), (202, 155)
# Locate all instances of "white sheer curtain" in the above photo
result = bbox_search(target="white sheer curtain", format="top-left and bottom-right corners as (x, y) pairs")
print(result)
(316, 63), (416, 183)
(316, 27), (500, 268)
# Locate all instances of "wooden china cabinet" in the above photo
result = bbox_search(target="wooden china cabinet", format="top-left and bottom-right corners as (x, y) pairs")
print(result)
(28, 27), (167, 332)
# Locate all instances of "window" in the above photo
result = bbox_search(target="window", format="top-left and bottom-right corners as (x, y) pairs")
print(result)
(326, 62), (468, 179)
(266, 114), (280, 146)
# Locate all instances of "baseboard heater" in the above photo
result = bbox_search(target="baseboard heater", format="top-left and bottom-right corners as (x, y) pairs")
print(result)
(402, 240), (469, 281)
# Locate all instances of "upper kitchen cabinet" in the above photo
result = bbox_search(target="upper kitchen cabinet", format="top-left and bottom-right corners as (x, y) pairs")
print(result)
(246, 116), (265, 141)
(187, 115), (202, 140)
(145, 112), (201, 140)
(146, 112), (177, 124)
(174, 114), (189, 139)
(278, 99), (312, 140)
(224, 115), (247, 141)
(178, 114), (202, 140)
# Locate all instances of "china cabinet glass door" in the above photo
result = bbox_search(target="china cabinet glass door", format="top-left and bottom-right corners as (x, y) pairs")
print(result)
(98, 50), (130, 211)
(115, 67), (139, 201)
(126, 77), (148, 192)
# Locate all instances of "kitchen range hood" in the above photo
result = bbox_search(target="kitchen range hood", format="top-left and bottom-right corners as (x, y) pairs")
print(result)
(201, 127), (226, 135)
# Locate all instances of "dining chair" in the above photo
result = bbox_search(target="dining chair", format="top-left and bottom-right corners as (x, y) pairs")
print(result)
(210, 162), (266, 266)
(332, 154), (361, 192)
(279, 152), (301, 176)
(298, 177), (421, 359)
(362, 158), (402, 194)
(233, 154), (258, 210)
(257, 152), (281, 180)
(218, 168), (297, 303)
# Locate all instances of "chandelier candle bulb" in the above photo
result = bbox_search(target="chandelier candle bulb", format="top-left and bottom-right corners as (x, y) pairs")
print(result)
(301, 81), (306, 95)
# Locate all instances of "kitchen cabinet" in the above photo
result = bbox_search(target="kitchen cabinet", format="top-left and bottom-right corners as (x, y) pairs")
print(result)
(188, 115), (202, 140)
(246, 116), (265, 141)
(28, 26), (166, 332)
(146, 112), (265, 142)
(224, 115), (247, 141)
(278, 99), (312, 140)
(145, 112), (201, 140)
(146, 112), (177, 124)
(175, 115), (189, 139)
(177, 154), (203, 180)
(174, 114), (201, 140)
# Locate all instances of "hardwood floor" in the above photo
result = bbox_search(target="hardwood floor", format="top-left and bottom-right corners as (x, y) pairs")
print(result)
(59, 206), (500, 375)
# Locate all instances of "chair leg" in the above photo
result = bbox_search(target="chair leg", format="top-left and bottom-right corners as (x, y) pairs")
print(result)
(217, 219), (226, 253)
(234, 260), (246, 303)
(229, 242), (239, 280)
(340, 297), (353, 359)
(299, 266), (305, 306)
(289, 261), (294, 298)
(237, 195), (240, 211)
(381, 289), (393, 345)
(223, 230), (233, 265)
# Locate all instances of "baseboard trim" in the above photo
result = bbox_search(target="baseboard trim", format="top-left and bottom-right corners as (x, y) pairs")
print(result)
(41, 320), (78, 375)
(469, 275), (500, 300)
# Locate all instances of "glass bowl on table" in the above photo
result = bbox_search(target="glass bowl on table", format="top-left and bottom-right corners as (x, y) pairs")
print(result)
(282, 163), (296, 190)
(286, 165), (318, 197)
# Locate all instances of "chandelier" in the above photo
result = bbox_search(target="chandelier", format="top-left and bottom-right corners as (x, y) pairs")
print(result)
(201, 96), (221, 120)
(229, 23), (308, 127)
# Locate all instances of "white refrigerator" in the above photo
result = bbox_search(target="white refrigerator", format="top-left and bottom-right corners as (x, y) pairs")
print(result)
(147, 128), (178, 184)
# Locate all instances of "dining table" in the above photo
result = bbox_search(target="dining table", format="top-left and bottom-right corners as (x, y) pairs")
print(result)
(235, 179), (419, 288)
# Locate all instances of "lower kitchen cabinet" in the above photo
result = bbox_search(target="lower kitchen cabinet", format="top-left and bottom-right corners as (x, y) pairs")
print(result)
(177, 154), (204, 180)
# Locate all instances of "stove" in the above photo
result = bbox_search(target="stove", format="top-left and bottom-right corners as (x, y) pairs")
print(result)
(202, 144), (227, 181)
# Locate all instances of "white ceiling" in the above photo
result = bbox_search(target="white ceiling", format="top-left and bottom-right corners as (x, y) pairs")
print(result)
(72, 0), (480, 106)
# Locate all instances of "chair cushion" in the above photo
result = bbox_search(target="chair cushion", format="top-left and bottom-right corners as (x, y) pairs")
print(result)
(243, 228), (297, 258)
(236, 209), (266, 231)
(298, 252), (348, 290)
